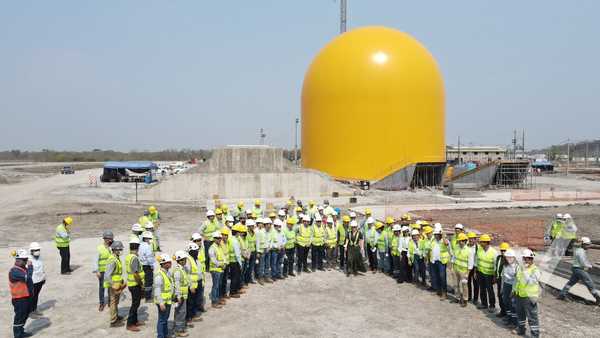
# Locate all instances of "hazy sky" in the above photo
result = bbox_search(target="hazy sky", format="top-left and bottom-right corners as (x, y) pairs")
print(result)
(1, 1), (598, 151)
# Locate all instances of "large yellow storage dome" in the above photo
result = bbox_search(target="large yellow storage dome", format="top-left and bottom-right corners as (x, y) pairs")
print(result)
(301, 26), (445, 181)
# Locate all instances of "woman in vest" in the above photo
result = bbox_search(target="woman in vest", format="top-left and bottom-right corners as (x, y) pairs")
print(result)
(345, 221), (366, 276)
(9, 249), (33, 338)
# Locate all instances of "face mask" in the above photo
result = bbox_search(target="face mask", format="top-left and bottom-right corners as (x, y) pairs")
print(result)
(189, 250), (198, 259)
(32, 251), (41, 257)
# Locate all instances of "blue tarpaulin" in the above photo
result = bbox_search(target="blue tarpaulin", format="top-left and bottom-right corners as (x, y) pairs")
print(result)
(103, 161), (158, 170)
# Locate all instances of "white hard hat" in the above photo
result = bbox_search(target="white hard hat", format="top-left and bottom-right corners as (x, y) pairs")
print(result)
(434, 223), (442, 230)
(132, 223), (143, 232)
(191, 233), (202, 241)
(273, 219), (283, 227)
(15, 249), (29, 259)
(349, 212), (357, 218)
(581, 237), (592, 245)
(302, 215), (311, 222)
(521, 249), (535, 258)
(326, 216), (334, 224)
(188, 242), (200, 251)
(314, 214), (322, 222)
(144, 222), (154, 229)
(129, 237), (140, 245)
(401, 225), (410, 232)
(331, 210), (338, 216)
(175, 250), (188, 261)
(454, 223), (464, 230)
(563, 213), (572, 219)
(411, 229), (420, 236)
(317, 206), (324, 211)
(392, 224), (402, 231)
(366, 217), (375, 224)
(226, 215), (234, 222)
(263, 217), (273, 224)
(206, 210), (215, 217)
(158, 253), (172, 264)
(504, 249), (516, 258)
(415, 220), (422, 225)
(433, 228), (442, 235)
(556, 213), (563, 218)
(246, 219), (256, 226)
(278, 210), (286, 216)
(245, 209), (253, 215)
(29, 242), (41, 251)
(142, 231), (154, 239)
(350, 220), (358, 228)
(212, 231), (222, 239)
(256, 217), (264, 223)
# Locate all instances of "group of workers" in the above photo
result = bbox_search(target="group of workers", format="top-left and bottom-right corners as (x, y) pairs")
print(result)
(7, 200), (599, 338)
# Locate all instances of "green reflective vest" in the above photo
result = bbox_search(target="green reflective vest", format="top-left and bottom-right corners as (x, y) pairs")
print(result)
(477, 246), (497, 276)
(337, 224), (348, 245)
(391, 236), (400, 256)
(155, 269), (173, 305)
(209, 243), (225, 273)
(219, 242), (229, 265)
(149, 211), (159, 223)
(408, 239), (418, 264)
(228, 237), (239, 263)
(188, 256), (199, 289)
(246, 232), (257, 252)
(326, 226), (337, 248)
(256, 229), (268, 252)
(312, 225), (325, 246)
(297, 225), (312, 247)
(125, 253), (145, 287)
(376, 231), (387, 252)
(174, 265), (189, 300)
(367, 229), (378, 247)
(103, 255), (123, 288)
(454, 245), (470, 274)
(514, 264), (540, 299)
(202, 219), (219, 241)
(283, 228), (296, 249)
(430, 240), (450, 264)
(54, 224), (70, 248)
(97, 244), (111, 273)
(550, 221), (563, 239)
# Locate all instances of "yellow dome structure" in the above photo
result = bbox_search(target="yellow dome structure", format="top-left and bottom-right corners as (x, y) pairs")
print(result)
(301, 26), (445, 184)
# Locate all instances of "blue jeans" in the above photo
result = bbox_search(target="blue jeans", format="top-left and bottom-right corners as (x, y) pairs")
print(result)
(271, 250), (283, 278)
(263, 252), (272, 278)
(412, 255), (426, 284)
(246, 252), (256, 282)
(560, 267), (600, 297)
(257, 253), (266, 278)
(98, 272), (110, 305)
(431, 261), (447, 292)
(377, 251), (390, 273)
(502, 282), (516, 325)
(156, 304), (171, 338)
(210, 272), (222, 303)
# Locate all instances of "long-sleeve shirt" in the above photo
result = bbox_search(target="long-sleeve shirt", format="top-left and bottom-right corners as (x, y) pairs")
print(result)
(502, 262), (517, 285)
(431, 240), (441, 262)
(173, 264), (185, 299)
(518, 264), (541, 287)
(154, 268), (173, 305)
(399, 237), (410, 252)
(208, 244), (222, 269)
(138, 241), (155, 266)
(274, 230), (287, 250)
(103, 256), (122, 287)
(231, 237), (242, 265)
(30, 256), (46, 284)
(468, 244), (477, 268)
(573, 247), (592, 269)
(9, 264), (34, 296)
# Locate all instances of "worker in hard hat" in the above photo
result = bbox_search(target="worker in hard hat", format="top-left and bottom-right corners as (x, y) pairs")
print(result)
(546, 213), (564, 242)
(131, 223), (143, 242)
(235, 224), (249, 290)
(324, 216), (337, 270)
(28, 242), (46, 318)
(208, 231), (225, 308)
(228, 225), (243, 296)
(148, 205), (160, 227)
(104, 241), (126, 327)
(139, 231), (155, 302)
(466, 232), (480, 304)
(173, 251), (191, 337)
(277, 209), (287, 223)
(144, 222), (160, 252)
(375, 221), (389, 274)
(430, 228), (451, 300)
(273, 219), (287, 279)
(451, 233), (472, 307)
(9, 248), (33, 338)
(154, 253), (174, 338)
(138, 212), (150, 228)
(244, 220), (257, 284)
(390, 225), (402, 281)
(558, 237), (600, 304)
(337, 215), (350, 271)
(400, 213), (412, 225)
(476, 234), (498, 312)
(215, 208), (225, 228)
(252, 199), (263, 218)
(282, 218), (297, 277)
(500, 249), (518, 327)
(224, 215), (235, 230)
(422, 225), (434, 290)
(200, 210), (220, 271)
(306, 200), (317, 220)
(451, 224), (465, 260)
(495, 242), (511, 318)
(93, 230), (114, 312)
(512, 249), (541, 337)
(255, 218), (269, 284)
(232, 202), (245, 222)
(365, 218), (377, 272)
(186, 238), (206, 322)
(311, 214), (326, 271)
(296, 215), (313, 274)
(55, 216), (73, 275)
(408, 229), (426, 287)
(262, 219), (274, 282)
(400, 226), (412, 283)
(221, 204), (231, 218)
(557, 213), (578, 256)
(345, 220), (366, 276)
(218, 228), (231, 300)
(125, 237), (144, 332)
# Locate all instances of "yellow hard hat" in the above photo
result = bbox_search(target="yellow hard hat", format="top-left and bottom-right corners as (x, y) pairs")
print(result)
(269, 212), (277, 218)
(401, 213), (412, 221)
(309, 200), (315, 206)
(479, 234), (492, 242)
(240, 225), (248, 233)
(423, 226), (433, 234)
(215, 208), (223, 215)
(467, 232), (477, 239)
(295, 206), (303, 212)
(221, 204), (229, 211)
(287, 200), (293, 206)
(457, 233), (468, 241)
(64, 216), (73, 225)
(221, 228), (230, 236)
(420, 220), (429, 226)
(410, 223), (421, 229)
(365, 208), (372, 215)
(148, 206), (157, 213)
(375, 222), (384, 230)
(254, 199), (261, 205)
(232, 224), (242, 232)
(385, 216), (394, 224)
(286, 218), (295, 225)
(499, 242), (510, 251)
(342, 215), (351, 222)
(237, 201), (244, 208)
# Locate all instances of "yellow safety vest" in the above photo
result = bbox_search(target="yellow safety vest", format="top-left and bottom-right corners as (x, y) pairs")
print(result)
(297, 225), (312, 247)
(209, 244), (225, 273)
(155, 269), (173, 305)
(391, 236), (400, 256)
(125, 253), (145, 287)
(453, 246), (470, 274)
(54, 224), (70, 248)
(188, 257), (199, 289)
(202, 219), (219, 241)
(477, 246), (497, 276)
(337, 224), (347, 245)
(514, 264), (540, 299)
(103, 255), (123, 288)
(174, 265), (189, 300)
(97, 244), (111, 273)
(430, 240), (450, 264)
(326, 226), (337, 248)
(312, 225), (325, 246)
(246, 232), (257, 252)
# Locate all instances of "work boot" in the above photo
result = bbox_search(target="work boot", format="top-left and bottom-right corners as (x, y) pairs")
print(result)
(440, 292), (448, 301)
(110, 321), (124, 328)
(231, 294), (240, 298)
(303, 268), (311, 273)
(487, 307), (496, 314)
(477, 304), (487, 310)
(496, 312), (506, 318)
(192, 315), (203, 322)
(218, 299), (226, 305)
(135, 321), (146, 326)
(176, 331), (189, 337)
(257, 278), (264, 285)
(250, 279), (257, 284)
(22, 333), (33, 338)
(211, 303), (222, 309)
(594, 294), (600, 305)
(186, 322), (195, 328)
(126, 325), (140, 332)
(265, 278), (273, 283)
(289, 272), (296, 277)
(98, 304), (105, 312)
(224, 295), (231, 299)
(460, 300), (467, 307)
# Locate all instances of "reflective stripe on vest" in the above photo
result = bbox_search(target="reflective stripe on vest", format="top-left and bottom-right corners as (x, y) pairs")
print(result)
(454, 246), (470, 274)
(297, 225), (312, 247)
(155, 270), (173, 305)
(103, 255), (123, 288)
(125, 254), (145, 287)
(228, 237), (238, 263)
(312, 225), (324, 246)
(97, 244), (111, 273)
(209, 244), (225, 273)
(284, 228), (296, 249)
(188, 256), (199, 289)
(377, 232), (387, 252)
(220, 242), (229, 265)
(202, 220), (218, 240)
(477, 247), (497, 276)
(175, 265), (189, 299)
(9, 266), (30, 299)
(337, 224), (347, 245)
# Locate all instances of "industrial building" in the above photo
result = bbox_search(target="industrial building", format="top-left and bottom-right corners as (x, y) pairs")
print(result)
(446, 146), (508, 163)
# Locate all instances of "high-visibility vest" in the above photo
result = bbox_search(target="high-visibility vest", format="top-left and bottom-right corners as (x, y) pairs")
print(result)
(155, 269), (173, 305)
(209, 243), (225, 273)
(550, 221), (563, 239)
(430, 240), (450, 264)
(252, 207), (263, 217)
(451, 236), (460, 258)
(376, 232), (387, 252)
(188, 256), (199, 289)
(326, 226), (337, 248)
(151, 237), (159, 252)
(454, 246), (470, 274)
(477, 246), (497, 276)
(337, 224), (347, 245)
(297, 225), (312, 247)
(228, 236), (239, 263)
(149, 211), (159, 223)
(125, 253), (145, 287)
(283, 228), (296, 249)
(559, 223), (577, 240)
(202, 219), (219, 241)
(219, 242), (229, 265)
(408, 240), (419, 264)
(238, 235), (248, 257)
(9, 266), (30, 299)
(514, 264), (540, 299)
(139, 216), (150, 226)
(97, 244), (111, 273)
(312, 225), (325, 246)
(246, 232), (256, 252)
(348, 231), (360, 246)
(256, 230), (268, 252)
(103, 255), (123, 288)
(267, 229), (278, 249)
(367, 229), (377, 247)
(54, 224), (70, 248)
(391, 236), (400, 256)
(174, 265), (189, 300)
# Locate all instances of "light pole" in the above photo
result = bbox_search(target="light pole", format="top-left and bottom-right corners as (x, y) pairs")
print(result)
(294, 117), (299, 165)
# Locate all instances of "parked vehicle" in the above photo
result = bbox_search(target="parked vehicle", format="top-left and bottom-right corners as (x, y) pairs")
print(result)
(61, 166), (75, 174)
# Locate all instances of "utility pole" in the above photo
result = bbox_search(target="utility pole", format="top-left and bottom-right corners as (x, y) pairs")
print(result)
(294, 117), (299, 165)
(585, 142), (589, 168)
(457, 136), (461, 165)
(259, 128), (266, 145)
(566, 140), (570, 176)
(522, 129), (525, 159)
(512, 130), (517, 160)
(340, 0), (347, 34)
